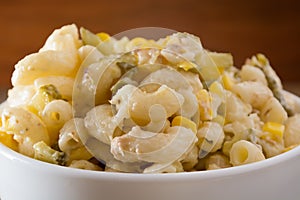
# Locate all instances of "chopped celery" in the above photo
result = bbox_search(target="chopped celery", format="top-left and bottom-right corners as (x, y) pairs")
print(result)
(33, 141), (66, 166)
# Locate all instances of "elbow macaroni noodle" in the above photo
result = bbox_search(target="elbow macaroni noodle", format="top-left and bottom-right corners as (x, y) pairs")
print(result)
(230, 140), (265, 166)
(0, 24), (300, 173)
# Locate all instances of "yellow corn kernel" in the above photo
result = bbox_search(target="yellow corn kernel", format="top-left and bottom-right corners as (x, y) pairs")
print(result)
(0, 131), (18, 151)
(196, 89), (213, 121)
(96, 32), (110, 41)
(222, 73), (234, 90)
(262, 122), (285, 141)
(177, 61), (196, 71)
(68, 146), (93, 164)
(171, 116), (197, 134)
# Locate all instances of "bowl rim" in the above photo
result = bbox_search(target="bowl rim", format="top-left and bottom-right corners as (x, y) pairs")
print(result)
(1, 142), (300, 182)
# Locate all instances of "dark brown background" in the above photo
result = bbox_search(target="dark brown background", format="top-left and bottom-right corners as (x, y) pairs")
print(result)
(0, 0), (299, 93)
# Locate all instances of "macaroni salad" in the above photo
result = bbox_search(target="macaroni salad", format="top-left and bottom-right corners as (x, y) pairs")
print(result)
(0, 24), (300, 173)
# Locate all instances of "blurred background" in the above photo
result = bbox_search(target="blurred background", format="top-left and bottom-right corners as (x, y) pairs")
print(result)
(0, 0), (299, 101)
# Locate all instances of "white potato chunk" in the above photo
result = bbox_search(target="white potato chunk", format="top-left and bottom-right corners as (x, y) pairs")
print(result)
(111, 126), (197, 163)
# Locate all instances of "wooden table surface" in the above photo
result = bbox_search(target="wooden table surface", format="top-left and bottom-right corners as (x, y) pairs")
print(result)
(0, 0), (299, 89)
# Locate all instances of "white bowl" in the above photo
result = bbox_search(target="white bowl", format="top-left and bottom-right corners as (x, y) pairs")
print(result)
(1, 142), (300, 200)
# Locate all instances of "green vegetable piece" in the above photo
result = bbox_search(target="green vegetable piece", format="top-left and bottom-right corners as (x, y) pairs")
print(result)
(29, 84), (62, 113)
(116, 52), (138, 73)
(116, 62), (136, 73)
(80, 27), (101, 47)
(39, 84), (62, 100)
(33, 141), (66, 166)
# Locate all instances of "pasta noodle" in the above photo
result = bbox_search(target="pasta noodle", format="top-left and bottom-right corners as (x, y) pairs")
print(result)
(41, 100), (73, 145)
(230, 140), (265, 166)
(12, 51), (79, 86)
(84, 104), (117, 145)
(225, 91), (252, 123)
(284, 114), (300, 147)
(197, 122), (225, 158)
(7, 85), (36, 107)
(58, 118), (93, 163)
(39, 24), (81, 54)
(240, 64), (268, 86)
(231, 81), (273, 109)
(260, 97), (288, 124)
